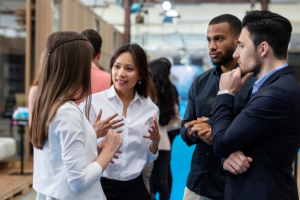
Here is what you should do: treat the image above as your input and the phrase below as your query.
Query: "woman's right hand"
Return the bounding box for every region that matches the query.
[96,129,123,170]
[101,129,123,156]
[94,109,124,138]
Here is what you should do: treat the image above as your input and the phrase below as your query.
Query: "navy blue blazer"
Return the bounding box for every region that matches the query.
[211,66,300,200]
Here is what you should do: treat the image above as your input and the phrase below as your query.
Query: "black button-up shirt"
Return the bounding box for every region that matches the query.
[181,65,255,199]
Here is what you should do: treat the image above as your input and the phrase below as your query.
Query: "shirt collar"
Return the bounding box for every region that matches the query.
[252,63,288,97]
[107,85,142,103]
[91,62,98,69]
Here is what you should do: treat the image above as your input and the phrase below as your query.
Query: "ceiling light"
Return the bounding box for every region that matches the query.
[165,9,179,17]
[162,1,171,11]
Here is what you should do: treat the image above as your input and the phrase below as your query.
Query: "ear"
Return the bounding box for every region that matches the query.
[259,42,269,58]
[234,34,240,49]
[96,51,101,60]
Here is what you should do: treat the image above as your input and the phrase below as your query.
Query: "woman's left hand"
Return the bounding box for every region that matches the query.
[143,113,160,145]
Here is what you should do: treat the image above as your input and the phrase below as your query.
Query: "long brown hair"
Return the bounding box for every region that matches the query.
[110,44,149,98]
[30,31,92,149]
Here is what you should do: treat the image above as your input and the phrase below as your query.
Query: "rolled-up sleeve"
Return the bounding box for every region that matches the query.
[54,106,102,194]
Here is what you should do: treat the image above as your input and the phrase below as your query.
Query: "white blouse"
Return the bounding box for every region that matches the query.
[33,102,106,200]
[79,86,159,181]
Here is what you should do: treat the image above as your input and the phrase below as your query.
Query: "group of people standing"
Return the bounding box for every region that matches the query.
[28,9,300,200]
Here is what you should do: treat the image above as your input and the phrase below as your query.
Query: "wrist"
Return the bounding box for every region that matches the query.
[217,89,234,96]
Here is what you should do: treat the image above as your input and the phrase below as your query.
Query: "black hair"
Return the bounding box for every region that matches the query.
[148,59,175,126]
[209,14,242,37]
[157,57,172,74]
[81,29,103,58]
[242,10,292,60]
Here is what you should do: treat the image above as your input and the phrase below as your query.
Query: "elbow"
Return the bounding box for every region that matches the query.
[69,181,85,194]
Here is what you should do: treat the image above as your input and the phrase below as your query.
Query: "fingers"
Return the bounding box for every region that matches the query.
[197,117,209,123]
[184,120,198,128]
[229,160,245,174]
[247,157,253,163]
[193,128,210,137]
[104,113,119,123]
[95,109,102,123]
[238,154,251,169]
[224,163,238,175]
[153,113,158,130]
[111,122,125,129]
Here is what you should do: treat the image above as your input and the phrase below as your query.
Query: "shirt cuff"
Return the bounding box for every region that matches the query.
[147,142,159,163]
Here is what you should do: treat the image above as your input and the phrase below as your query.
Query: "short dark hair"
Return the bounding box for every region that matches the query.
[242,10,292,60]
[110,44,149,98]
[209,14,242,37]
[81,29,102,58]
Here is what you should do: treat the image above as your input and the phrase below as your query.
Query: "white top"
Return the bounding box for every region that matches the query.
[158,104,182,151]
[79,86,159,181]
[33,102,106,200]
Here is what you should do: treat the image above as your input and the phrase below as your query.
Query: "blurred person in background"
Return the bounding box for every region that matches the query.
[148,59,181,200]
[28,52,44,126]
[30,31,123,200]
[157,57,181,196]
[181,14,255,200]
[142,70,158,193]
[80,43,160,200]
[81,29,111,94]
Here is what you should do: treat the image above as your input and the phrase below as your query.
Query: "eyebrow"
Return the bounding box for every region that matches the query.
[115,62,135,68]
[206,34,226,39]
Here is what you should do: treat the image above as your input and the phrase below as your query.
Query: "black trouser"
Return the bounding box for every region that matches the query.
[101,174,149,200]
[167,129,180,196]
[150,150,171,200]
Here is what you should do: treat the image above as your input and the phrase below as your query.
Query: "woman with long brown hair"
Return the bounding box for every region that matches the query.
[30,31,122,200]
[79,43,160,200]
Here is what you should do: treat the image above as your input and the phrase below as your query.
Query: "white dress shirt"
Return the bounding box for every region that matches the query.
[79,86,159,181]
[33,102,106,200]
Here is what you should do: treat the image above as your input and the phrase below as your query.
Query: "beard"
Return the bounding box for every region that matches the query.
[240,52,262,77]
[211,45,236,66]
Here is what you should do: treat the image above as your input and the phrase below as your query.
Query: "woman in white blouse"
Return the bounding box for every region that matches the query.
[30,31,123,200]
[80,43,160,200]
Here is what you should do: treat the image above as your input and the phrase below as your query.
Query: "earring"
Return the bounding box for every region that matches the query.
[138,80,141,84]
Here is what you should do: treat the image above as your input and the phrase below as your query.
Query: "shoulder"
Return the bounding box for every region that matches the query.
[191,67,215,87]
[29,86,39,99]
[55,102,82,120]
[140,95,159,112]
[92,68,111,78]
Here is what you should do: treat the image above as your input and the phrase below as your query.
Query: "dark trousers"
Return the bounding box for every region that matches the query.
[150,150,171,200]
[101,174,150,200]
[167,129,180,195]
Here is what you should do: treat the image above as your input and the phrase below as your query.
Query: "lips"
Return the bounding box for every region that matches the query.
[210,52,219,58]
[116,79,128,85]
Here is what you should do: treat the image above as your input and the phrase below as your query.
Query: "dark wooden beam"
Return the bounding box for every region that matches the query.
[124,0,131,44]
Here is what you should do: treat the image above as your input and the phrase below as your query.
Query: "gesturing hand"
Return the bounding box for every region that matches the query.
[219,67,253,96]
[143,113,160,145]
[97,142,122,164]
[94,109,125,138]
[223,151,253,175]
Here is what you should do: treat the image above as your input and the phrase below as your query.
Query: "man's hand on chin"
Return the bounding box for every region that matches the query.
[219,67,253,96]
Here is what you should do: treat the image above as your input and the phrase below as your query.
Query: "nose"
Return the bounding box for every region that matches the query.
[233,47,239,59]
[209,40,217,51]
[117,67,126,77]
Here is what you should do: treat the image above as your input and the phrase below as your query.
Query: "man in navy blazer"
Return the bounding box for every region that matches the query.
[211,10,300,200]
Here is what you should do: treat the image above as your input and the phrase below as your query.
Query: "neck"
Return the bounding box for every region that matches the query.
[91,58,98,65]
[114,87,135,104]
[256,59,287,79]
[220,58,237,73]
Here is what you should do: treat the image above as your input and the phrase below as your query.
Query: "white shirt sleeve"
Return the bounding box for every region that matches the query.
[146,108,160,163]
[53,105,102,194]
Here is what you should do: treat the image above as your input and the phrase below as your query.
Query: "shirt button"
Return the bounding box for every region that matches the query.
[207,153,209,155]
[205,170,207,173]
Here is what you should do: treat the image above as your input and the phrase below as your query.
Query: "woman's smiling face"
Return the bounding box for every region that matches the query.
[112,52,141,93]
